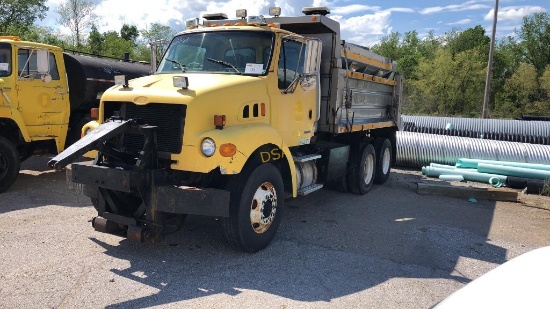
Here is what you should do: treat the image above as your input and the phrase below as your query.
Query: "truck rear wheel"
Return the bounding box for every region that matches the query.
[374,138,392,184]
[347,143,375,195]
[0,137,20,193]
[222,163,284,253]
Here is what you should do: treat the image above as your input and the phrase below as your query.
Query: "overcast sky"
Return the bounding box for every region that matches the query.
[39,0,549,47]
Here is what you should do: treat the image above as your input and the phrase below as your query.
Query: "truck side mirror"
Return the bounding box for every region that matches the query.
[36,49,49,74]
[303,39,322,75]
[299,39,322,92]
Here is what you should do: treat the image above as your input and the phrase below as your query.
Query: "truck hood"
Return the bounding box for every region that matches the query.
[101,73,268,104]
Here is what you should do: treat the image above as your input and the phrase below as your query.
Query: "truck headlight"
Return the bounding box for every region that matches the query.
[201,138,216,157]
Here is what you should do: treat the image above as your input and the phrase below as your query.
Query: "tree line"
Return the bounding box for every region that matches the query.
[2,0,549,118]
[0,0,176,64]
[371,13,550,119]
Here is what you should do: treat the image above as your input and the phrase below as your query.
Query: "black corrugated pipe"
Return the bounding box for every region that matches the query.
[402,115,550,145]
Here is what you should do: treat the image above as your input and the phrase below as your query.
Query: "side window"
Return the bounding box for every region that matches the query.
[278,40,305,89]
[18,49,38,78]
[17,49,59,80]
[0,43,12,77]
[49,53,60,80]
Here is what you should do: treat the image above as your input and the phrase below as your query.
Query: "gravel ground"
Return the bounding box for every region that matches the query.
[1,156,549,309]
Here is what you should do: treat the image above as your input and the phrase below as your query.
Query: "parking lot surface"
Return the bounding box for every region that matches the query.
[1,157,549,308]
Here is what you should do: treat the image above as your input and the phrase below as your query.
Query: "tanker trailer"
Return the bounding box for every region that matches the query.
[63,53,151,145]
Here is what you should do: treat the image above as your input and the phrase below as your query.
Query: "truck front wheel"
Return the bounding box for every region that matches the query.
[0,137,20,193]
[222,163,284,253]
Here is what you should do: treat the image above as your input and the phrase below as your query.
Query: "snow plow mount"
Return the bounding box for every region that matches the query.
[48,117,230,244]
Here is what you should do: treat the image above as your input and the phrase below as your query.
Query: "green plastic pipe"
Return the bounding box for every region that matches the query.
[438,175,464,181]
[477,163,550,180]
[488,177,503,188]
[422,166,507,187]
[430,163,458,169]
[456,158,550,171]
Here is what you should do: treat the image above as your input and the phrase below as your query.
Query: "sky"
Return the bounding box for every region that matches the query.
[39,0,549,47]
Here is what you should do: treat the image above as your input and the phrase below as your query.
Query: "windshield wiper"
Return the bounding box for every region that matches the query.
[206,57,241,74]
[166,58,186,72]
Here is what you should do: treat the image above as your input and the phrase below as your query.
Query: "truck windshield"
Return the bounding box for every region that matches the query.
[0,43,12,77]
[157,31,274,75]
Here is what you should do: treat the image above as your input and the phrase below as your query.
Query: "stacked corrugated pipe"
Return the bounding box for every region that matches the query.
[396,131,550,168]
[396,115,550,195]
[402,115,550,145]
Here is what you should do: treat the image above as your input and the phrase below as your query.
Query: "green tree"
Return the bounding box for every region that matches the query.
[371,32,401,60]
[535,65,550,116]
[518,13,550,77]
[407,49,456,115]
[19,25,66,47]
[447,25,490,56]
[0,0,48,35]
[121,24,139,44]
[87,25,104,55]
[140,23,176,66]
[418,30,441,59]
[102,30,134,59]
[132,44,153,63]
[499,63,539,118]
[406,48,486,116]
[56,0,97,49]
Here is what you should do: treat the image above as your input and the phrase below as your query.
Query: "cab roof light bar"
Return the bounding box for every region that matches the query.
[202,13,228,20]
[302,6,330,16]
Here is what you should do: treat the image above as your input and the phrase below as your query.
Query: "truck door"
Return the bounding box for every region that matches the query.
[273,37,318,147]
[15,48,68,140]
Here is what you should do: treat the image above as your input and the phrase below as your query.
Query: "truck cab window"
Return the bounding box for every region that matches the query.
[18,49,38,78]
[278,40,305,89]
[224,48,255,70]
[17,49,59,80]
[48,53,60,80]
[0,43,12,77]
[157,31,274,75]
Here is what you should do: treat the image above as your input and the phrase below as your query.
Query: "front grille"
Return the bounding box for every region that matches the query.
[104,102,186,154]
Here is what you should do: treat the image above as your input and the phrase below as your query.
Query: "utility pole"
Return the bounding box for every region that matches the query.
[482,0,499,119]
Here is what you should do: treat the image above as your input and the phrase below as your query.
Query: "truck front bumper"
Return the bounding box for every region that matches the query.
[70,162,230,217]
[69,162,230,243]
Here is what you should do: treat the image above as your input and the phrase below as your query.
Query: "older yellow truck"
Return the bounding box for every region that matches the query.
[0,36,149,192]
[50,7,403,252]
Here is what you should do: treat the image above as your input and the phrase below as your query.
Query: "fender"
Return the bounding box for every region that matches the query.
[0,107,31,142]
[81,120,100,159]
[175,123,298,196]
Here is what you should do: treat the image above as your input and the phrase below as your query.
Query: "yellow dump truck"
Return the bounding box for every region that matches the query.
[0,36,150,192]
[50,7,403,252]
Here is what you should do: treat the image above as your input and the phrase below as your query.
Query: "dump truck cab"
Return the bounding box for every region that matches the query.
[91,22,320,177]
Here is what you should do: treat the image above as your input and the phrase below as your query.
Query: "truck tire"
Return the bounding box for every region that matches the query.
[0,136,20,193]
[373,138,392,184]
[347,143,375,195]
[222,163,284,253]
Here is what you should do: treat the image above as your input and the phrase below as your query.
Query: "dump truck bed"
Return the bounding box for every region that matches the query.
[270,14,403,134]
